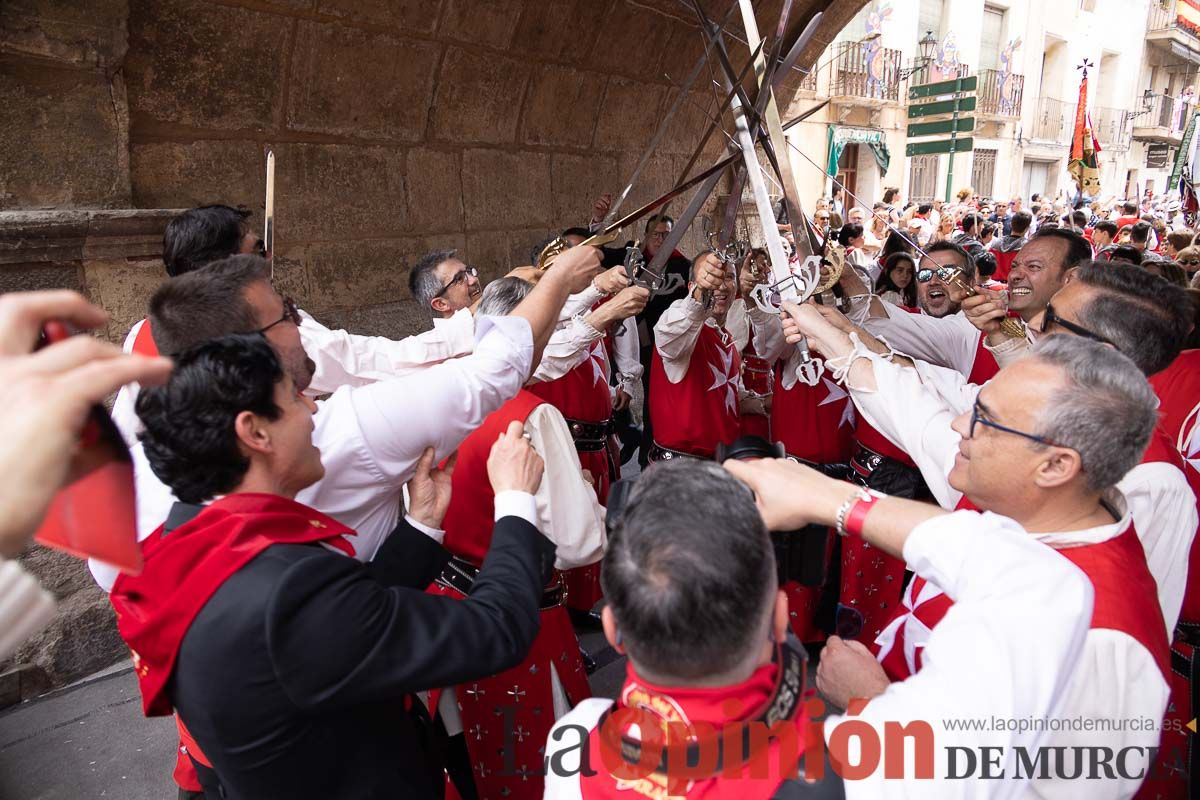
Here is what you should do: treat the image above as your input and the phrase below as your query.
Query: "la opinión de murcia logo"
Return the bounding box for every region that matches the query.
[529,697,1194,790]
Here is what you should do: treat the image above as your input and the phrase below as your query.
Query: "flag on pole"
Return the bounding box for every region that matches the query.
[1068,70,1102,198]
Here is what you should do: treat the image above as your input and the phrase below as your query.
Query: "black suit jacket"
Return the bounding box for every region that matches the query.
[171,514,556,800]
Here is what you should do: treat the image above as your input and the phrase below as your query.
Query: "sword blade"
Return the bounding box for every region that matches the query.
[737,1,814,258]
[602,0,745,227]
[673,38,765,189]
[775,11,824,84]
[264,148,276,277]
[643,152,733,278]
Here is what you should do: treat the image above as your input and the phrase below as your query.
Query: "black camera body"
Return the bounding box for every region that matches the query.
[715,436,829,589]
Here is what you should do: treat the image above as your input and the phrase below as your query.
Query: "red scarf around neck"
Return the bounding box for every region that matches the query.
[110,493,355,716]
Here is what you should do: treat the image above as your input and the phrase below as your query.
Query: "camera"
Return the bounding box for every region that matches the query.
[715,436,829,589]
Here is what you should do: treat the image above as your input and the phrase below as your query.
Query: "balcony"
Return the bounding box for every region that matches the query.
[977,68,1024,118]
[1030,97,1075,143]
[1093,105,1132,151]
[1131,92,1192,143]
[1146,0,1200,64]
[827,40,903,104]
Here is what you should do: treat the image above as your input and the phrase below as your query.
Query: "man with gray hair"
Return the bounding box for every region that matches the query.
[408,248,483,319]
[783,305,1171,798]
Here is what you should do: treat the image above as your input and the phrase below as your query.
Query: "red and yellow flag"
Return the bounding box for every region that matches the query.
[1068,74,1101,197]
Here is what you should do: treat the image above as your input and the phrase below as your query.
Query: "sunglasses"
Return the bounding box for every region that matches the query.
[916,266,956,283]
[1180,259,1200,266]
[1039,303,1115,346]
[969,396,1056,446]
[434,266,478,298]
[255,296,301,335]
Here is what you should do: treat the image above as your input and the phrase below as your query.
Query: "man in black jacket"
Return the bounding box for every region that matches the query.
[112,334,556,799]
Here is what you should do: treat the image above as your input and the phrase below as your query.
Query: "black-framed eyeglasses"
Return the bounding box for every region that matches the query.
[256,296,301,334]
[1179,259,1200,266]
[970,396,1056,446]
[434,266,478,298]
[1039,303,1115,346]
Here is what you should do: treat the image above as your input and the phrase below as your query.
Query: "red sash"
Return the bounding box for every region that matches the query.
[441,391,545,564]
[131,319,158,357]
[111,494,355,716]
[577,655,808,800]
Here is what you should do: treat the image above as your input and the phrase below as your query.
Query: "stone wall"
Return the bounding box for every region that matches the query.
[0,0,866,699]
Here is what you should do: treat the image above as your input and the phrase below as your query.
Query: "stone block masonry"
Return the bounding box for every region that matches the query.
[0,0,867,696]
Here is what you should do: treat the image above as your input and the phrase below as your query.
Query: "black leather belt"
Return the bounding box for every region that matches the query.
[564,416,612,452]
[849,443,887,482]
[1175,620,1200,648]
[647,441,705,463]
[785,453,852,482]
[436,556,565,610]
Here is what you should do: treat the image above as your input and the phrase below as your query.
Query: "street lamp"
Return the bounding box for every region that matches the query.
[899,30,939,81]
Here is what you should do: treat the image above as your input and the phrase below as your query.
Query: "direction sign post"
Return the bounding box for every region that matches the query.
[906,76,978,201]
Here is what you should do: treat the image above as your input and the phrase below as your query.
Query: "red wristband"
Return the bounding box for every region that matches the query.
[844,491,882,539]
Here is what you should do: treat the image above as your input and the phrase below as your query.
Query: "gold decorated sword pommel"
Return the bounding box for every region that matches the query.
[536,228,623,271]
[814,243,846,295]
[936,267,1027,340]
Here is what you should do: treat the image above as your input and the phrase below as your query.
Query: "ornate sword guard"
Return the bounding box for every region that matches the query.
[937,267,1027,340]
[536,228,623,271]
[814,244,846,294]
[623,242,645,284]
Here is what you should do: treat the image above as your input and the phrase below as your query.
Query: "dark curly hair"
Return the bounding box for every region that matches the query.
[136,334,283,503]
[1073,261,1192,375]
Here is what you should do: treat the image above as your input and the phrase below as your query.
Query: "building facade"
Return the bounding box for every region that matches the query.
[782,0,1199,207]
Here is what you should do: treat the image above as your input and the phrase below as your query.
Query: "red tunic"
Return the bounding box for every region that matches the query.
[435,390,592,800]
[838,417,920,644]
[770,365,856,642]
[738,325,772,440]
[873,523,1169,684]
[649,322,742,458]
[1142,352,1200,800]
[966,333,1000,385]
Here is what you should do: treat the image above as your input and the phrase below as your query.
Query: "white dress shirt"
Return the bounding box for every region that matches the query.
[110,309,476,447]
[847,352,1197,634]
[863,304,985,378]
[92,315,534,591]
[866,505,1169,800]
[610,315,642,398]
[830,510,1095,799]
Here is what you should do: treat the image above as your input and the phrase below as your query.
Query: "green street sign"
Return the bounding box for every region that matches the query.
[907,117,975,137]
[907,96,977,118]
[906,137,975,156]
[907,75,978,100]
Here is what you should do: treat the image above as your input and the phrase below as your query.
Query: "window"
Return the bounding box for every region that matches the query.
[979,7,1005,71]
[909,154,939,203]
[972,149,998,199]
[918,0,946,41]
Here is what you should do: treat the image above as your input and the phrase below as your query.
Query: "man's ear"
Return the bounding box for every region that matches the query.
[602,605,624,653]
[772,589,789,644]
[234,410,273,456]
[430,297,450,315]
[1033,446,1082,490]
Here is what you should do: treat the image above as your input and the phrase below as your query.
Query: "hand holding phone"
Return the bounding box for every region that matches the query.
[0,291,171,563]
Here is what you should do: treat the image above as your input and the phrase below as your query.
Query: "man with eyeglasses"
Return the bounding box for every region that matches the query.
[408,249,483,320]
[780,307,1171,798]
